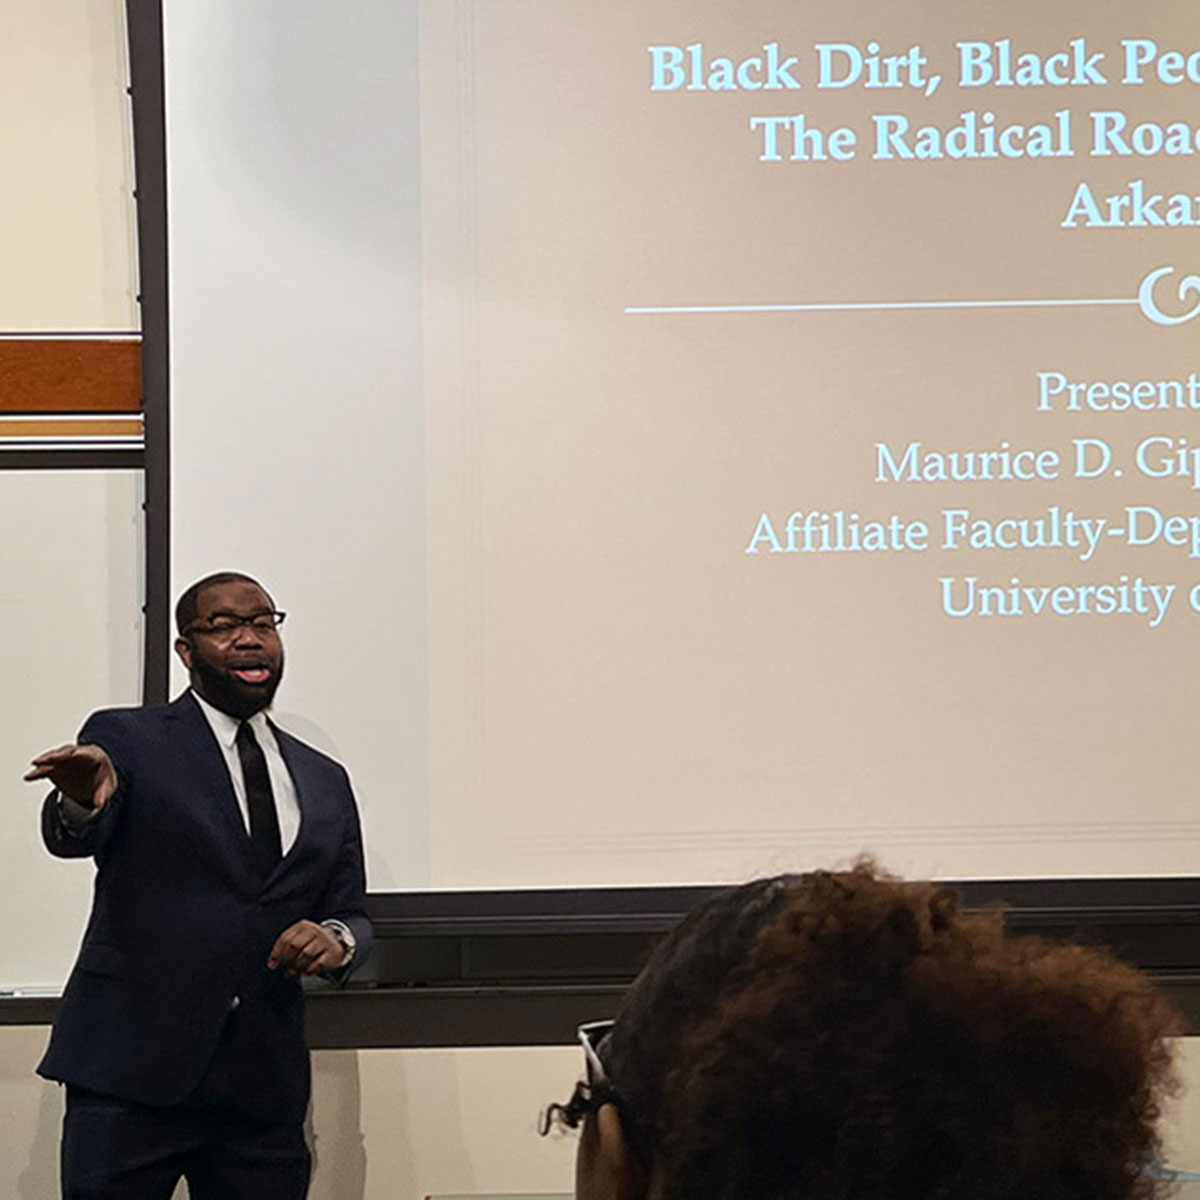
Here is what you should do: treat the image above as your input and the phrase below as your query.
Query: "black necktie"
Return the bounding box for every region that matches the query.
[235,721,282,875]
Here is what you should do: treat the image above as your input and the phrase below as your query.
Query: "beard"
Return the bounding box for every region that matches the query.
[189,650,284,719]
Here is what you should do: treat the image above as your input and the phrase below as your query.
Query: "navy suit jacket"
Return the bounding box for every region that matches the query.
[38,692,372,1123]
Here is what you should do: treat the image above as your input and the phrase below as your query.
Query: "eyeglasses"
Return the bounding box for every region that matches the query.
[578,1019,615,1089]
[186,611,287,637]
[538,1020,617,1141]
[575,1019,654,1164]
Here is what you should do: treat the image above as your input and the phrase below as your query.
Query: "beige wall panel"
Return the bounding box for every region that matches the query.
[0,1037,578,1199]
[1,471,142,990]
[1163,1037,1200,1171]
[0,0,136,331]
[310,1047,577,1200]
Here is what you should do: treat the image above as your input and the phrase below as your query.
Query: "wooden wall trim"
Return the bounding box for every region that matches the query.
[0,418,142,439]
[0,339,142,413]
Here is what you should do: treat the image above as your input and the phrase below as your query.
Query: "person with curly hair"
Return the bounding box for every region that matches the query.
[547,862,1181,1200]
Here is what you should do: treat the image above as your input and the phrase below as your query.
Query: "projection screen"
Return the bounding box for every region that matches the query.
[165,0,1200,890]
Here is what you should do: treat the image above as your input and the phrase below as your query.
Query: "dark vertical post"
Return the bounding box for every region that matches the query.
[125,0,171,703]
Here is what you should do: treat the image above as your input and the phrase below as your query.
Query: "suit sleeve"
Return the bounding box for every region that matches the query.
[39,711,130,861]
[41,791,113,858]
[315,765,373,977]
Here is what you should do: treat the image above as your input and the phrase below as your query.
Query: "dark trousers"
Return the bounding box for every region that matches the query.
[61,1085,310,1200]
[60,1002,310,1200]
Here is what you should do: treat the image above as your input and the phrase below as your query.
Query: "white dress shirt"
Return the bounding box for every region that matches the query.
[191,690,302,855]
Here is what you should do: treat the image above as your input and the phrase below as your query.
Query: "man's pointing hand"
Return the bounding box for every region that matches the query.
[25,744,118,810]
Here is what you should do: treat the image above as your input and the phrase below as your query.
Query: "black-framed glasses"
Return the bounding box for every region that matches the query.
[186,611,287,637]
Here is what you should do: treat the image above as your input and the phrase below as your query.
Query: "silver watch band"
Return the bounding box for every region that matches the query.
[321,919,356,966]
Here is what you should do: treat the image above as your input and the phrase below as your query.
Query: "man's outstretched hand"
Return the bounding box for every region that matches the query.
[25,744,117,810]
[268,920,347,975]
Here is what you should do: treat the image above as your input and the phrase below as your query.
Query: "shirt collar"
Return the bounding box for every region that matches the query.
[190,689,271,749]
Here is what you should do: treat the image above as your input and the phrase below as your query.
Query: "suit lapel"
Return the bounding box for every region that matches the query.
[166,693,260,888]
[269,724,342,889]
[271,724,309,873]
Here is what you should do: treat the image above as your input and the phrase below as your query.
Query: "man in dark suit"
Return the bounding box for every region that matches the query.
[26,571,372,1199]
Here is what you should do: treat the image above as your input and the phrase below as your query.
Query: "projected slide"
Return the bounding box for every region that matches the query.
[166,2,1199,889]
[420,3,1200,884]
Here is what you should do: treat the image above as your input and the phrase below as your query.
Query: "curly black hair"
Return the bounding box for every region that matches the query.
[550,862,1181,1200]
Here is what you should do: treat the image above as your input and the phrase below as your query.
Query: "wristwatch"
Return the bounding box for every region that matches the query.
[322,920,357,967]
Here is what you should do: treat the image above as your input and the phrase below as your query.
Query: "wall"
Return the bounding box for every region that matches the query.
[1,471,142,989]
[2,5,1198,1199]
[0,1030,577,1199]
[2,1027,1197,1199]
[0,0,143,992]
[0,0,135,331]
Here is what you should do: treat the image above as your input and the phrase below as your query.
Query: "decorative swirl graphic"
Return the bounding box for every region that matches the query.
[1138,266,1200,326]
